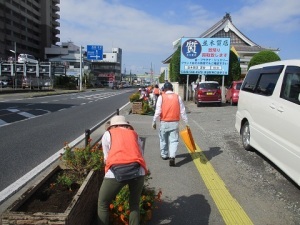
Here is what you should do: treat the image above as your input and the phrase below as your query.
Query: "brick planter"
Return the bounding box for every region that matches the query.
[1,166,104,225]
[132,102,143,114]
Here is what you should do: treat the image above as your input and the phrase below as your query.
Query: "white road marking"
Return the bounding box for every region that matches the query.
[18,112,35,118]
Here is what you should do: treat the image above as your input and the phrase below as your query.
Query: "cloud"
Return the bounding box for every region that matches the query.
[58,0,300,72]
[233,0,300,33]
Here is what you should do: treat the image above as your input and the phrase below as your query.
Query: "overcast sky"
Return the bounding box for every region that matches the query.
[58,0,300,75]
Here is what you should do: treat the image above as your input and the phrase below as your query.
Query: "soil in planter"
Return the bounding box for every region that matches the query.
[17,169,81,213]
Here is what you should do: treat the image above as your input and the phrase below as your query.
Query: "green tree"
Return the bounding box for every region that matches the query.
[159,70,165,83]
[226,50,241,86]
[169,46,181,82]
[248,50,281,70]
[167,47,242,86]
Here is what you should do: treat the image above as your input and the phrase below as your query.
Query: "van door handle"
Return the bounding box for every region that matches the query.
[269,103,275,109]
[277,107,284,112]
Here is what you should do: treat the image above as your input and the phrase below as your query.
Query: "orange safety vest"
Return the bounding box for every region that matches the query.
[105,128,147,174]
[160,93,180,121]
[153,87,160,95]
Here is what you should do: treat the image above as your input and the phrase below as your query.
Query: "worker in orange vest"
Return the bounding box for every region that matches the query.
[152,84,160,108]
[98,115,148,225]
[152,82,189,166]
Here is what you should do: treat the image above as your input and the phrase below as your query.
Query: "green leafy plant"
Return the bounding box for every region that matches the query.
[248,50,281,70]
[141,101,154,115]
[60,140,104,185]
[129,92,141,102]
[56,172,76,190]
[109,172,162,225]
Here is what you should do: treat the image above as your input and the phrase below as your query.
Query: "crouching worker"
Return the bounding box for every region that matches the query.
[97,115,148,225]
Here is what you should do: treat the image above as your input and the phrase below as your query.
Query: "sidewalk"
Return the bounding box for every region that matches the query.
[119,106,223,225]
[0,91,224,224]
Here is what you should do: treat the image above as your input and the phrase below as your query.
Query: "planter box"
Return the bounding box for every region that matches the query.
[1,166,104,225]
[132,102,143,114]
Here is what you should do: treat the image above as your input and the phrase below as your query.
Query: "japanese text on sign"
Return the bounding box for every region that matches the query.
[180,38,230,75]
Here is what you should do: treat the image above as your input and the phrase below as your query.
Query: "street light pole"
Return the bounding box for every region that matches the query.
[9,42,17,89]
[14,42,17,89]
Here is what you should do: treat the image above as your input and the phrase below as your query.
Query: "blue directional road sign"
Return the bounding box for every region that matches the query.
[87,45,103,60]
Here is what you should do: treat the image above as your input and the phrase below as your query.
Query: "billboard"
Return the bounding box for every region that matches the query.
[180,38,230,75]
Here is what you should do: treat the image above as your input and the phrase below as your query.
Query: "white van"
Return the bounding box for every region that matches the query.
[235,60,300,186]
[17,54,38,64]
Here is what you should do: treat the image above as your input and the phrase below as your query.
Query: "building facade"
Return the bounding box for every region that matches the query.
[91,47,122,86]
[0,0,60,62]
[164,13,280,76]
[45,43,122,87]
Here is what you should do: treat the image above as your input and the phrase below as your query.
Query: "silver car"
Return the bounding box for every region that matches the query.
[17,54,38,64]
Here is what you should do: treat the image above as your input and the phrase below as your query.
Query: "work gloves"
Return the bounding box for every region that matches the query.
[152,121,156,130]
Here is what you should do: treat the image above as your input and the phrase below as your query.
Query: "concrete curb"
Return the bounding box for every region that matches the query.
[0,100,132,219]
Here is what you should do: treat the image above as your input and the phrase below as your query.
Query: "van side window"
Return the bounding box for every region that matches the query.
[255,73,280,96]
[280,66,300,105]
[241,67,280,96]
[241,69,261,92]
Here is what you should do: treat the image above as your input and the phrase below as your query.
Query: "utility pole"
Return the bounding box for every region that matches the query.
[79,45,82,91]
[150,62,153,84]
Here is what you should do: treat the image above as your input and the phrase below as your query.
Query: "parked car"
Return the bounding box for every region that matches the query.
[22,77,48,90]
[17,54,38,64]
[225,80,243,105]
[194,81,222,107]
[235,59,300,186]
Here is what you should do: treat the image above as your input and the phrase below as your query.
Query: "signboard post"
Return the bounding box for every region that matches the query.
[87,45,103,61]
[180,38,230,75]
[180,37,230,101]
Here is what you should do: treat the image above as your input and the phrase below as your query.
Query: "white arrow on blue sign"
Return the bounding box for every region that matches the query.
[87,45,103,60]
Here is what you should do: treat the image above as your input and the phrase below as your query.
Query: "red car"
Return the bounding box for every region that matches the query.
[194,81,222,107]
[225,80,243,105]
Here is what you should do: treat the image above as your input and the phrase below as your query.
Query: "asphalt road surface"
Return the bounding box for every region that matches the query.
[0,89,134,192]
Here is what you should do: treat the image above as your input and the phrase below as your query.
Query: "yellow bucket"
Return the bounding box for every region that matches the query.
[180,126,196,152]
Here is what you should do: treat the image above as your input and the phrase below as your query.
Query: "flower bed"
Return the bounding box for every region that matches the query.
[1,167,104,225]
[129,92,154,115]
[109,173,162,225]
[1,140,105,225]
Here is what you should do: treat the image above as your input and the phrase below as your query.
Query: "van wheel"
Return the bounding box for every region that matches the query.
[197,102,201,107]
[241,121,252,151]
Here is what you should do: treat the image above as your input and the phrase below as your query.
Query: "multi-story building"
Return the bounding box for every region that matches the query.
[91,48,122,86]
[45,43,122,87]
[45,41,91,77]
[0,0,60,62]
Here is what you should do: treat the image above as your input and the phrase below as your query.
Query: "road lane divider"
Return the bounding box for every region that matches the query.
[190,144,254,225]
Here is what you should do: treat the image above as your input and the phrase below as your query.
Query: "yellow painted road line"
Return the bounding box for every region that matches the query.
[190,144,254,225]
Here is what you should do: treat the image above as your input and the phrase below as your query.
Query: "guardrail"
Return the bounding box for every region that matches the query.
[84,108,119,147]
[0,107,124,205]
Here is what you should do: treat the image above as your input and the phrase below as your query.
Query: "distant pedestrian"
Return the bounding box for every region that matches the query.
[152,84,160,107]
[97,115,148,225]
[152,82,188,166]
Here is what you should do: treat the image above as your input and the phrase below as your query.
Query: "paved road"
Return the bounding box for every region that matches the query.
[1,91,300,225]
[129,102,300,225]
[0,89,134,192]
